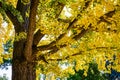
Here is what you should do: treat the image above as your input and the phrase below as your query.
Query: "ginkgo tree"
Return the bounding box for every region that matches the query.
[0,0,120,80]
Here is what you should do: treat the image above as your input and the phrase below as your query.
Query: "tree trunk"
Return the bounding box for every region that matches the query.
[12,37,36,80]
[12,60,36,80]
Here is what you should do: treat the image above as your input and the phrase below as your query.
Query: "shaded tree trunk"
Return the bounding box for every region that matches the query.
[12,59,36,80]
[12,37,36,80]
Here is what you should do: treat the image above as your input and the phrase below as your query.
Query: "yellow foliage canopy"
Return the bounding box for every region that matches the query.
[0,0,120,79]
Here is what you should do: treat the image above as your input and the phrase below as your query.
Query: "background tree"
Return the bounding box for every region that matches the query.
[0,0,120,80]
[67,61,107,80]
[67,61,120,80]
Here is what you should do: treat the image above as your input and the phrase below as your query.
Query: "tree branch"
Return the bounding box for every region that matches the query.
[33,29,44,46]
[5,10,21,30]
[47,46,118,62]
[16,0,31,31]
[47,51,83,62]
[0,2,20,29]
[98,10,115,24]
[73,24,91,40]
[24,0,39,61]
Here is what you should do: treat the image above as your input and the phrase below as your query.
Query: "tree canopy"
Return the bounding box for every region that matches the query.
[0,0,120,79]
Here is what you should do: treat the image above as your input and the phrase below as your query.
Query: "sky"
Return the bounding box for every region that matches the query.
[0,66,12,80]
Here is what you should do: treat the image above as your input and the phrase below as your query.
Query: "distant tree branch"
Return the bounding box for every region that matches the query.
[57,18,71,23]
[35,48,82,62]
[83,1,91,10]
[105,10,115,17]
[47,46,118,62]
[95,47,117,50]
[98,10,115,24]
[47,51,83,62]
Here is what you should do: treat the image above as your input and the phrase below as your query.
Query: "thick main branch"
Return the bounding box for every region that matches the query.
[24,0,39,61]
